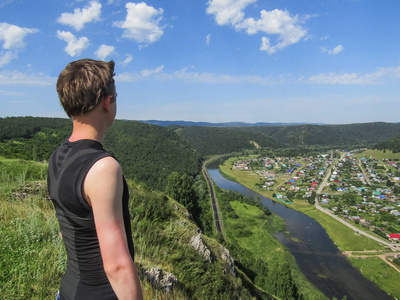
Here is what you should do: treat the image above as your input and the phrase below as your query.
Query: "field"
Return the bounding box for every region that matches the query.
[349,257,400,299]
[354,149,400,160]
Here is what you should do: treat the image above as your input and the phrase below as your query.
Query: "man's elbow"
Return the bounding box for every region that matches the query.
[103,257,133,278]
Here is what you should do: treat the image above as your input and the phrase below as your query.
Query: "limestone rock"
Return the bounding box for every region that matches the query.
[190,233,212,263]
[220,245,235,277]
[145,267,177,292]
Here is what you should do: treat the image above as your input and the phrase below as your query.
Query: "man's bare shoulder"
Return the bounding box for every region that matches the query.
[89,156,121,176]
[84,156,122,207]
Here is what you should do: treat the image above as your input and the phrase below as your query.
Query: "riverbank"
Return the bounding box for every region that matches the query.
[218,156,400,299]
[219,156,385,251]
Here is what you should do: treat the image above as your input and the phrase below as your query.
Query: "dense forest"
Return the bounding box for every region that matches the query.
[374,134,400,153]
[170,125,281,156]
[172,121,400,150]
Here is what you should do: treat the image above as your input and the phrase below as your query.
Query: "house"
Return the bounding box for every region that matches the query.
[387,233,400,242]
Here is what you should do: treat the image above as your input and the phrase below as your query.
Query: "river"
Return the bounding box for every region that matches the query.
[207,166,393,300]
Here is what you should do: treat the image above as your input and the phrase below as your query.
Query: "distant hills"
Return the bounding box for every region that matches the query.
[140,120,315,127]
[168,121,400,156]
[1,117,400,187]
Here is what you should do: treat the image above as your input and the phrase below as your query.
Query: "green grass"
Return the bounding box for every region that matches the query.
[295,206,384,251]
[354,149,400,160]
[349,257,400,299]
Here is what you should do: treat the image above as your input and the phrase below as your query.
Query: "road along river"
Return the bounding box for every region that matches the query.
[207,165,394,300]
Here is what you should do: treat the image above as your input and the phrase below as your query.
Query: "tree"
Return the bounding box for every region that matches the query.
[166,172,199,215]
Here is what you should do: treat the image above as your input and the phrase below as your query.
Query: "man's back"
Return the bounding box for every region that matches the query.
[48,139,134,299]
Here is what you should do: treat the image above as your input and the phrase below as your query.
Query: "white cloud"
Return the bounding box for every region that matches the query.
[0,51,17,67]
[0,89,26,96]
[302,65,400,85]
[95,44,115,60]
[113,2,164,47]
[57,1,102,31]
[0,70,55,86]
[206,1,308,54]
[57,30,89,57]
[115,64,400,86]
[116,65,279,85]
[0,22,38,49]
[206,34,211,45]
[206,0,256,26]
[140,65,164,77]
[321,44,343,55]
[238,9,307,54]
[121,54,133,66]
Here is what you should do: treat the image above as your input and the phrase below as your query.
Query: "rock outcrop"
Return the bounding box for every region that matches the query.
[220,245,235,277]
[190,233,213,263]
[144,267,178,292]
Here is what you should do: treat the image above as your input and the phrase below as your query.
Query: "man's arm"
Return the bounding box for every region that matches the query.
[84,156,143,300]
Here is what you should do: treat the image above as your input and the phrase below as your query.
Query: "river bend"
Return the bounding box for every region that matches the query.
[207,167,393,300]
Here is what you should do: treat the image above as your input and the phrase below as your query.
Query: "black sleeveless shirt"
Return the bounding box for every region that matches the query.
[47,139,135,300]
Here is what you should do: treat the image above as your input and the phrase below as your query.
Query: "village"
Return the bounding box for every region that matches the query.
[232,150,400,245]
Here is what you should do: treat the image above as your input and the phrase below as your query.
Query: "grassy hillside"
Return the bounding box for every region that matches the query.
[0,156,271,299]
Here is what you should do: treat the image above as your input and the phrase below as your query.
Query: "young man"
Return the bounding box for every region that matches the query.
[48,59,143,300]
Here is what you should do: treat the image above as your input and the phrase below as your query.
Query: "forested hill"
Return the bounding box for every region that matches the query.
[239,122,400,146]
[171,122,400,153]
[0,117,200,190]
[141,120,308,127]
[170,125,282,156]
[105,120,200,189]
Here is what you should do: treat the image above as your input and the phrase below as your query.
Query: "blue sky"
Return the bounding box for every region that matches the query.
[0,0,399,124]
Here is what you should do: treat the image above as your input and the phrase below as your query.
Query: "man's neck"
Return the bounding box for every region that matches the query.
[69,116,107,145]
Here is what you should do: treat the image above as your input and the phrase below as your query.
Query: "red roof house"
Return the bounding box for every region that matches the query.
[387,233,400,241]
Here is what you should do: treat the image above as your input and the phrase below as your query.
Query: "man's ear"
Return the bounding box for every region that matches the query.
[103,96,113,112]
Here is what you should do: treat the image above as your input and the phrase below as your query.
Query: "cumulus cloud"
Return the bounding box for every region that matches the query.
[57,1,102,31]
[321,44,343,55]
[206,0,256,26]
[113,2,164,47]
[57,30,89,57]
[95,44,115,60]
[0,22,38,49]
[240,9,307,54]
[206,1,308,54]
